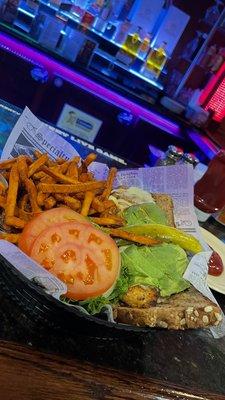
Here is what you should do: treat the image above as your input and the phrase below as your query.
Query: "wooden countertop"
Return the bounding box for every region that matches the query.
[1,340,225,400]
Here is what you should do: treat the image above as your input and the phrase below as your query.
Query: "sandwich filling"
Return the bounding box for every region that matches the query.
[78,187,191,315]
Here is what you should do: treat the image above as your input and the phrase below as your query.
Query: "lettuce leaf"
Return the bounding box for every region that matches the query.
[123,203,168,226]
[121,243,190,297]
[77,265,132,315]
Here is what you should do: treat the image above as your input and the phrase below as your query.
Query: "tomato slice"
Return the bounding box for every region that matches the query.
[19,207,89,256]
[30,221,120,300]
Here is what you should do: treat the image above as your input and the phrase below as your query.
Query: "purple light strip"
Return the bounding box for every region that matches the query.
[0,31,180,136]
[188,130,218,160]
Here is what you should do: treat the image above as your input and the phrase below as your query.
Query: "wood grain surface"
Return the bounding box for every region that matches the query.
[0,340,224,400]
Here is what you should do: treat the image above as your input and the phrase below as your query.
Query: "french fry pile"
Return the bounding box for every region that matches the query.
[0,151,125,244]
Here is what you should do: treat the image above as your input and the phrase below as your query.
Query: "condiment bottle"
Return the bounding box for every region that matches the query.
[194,150,225,222]
[155,145,184,166]
[178,153,199,168]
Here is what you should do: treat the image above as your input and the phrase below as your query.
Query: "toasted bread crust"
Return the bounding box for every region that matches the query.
[114,287,221,330]
[151,193,175,227]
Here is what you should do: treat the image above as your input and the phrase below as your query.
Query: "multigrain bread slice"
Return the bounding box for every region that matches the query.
[114,193,222,330]
[114,287,221,330]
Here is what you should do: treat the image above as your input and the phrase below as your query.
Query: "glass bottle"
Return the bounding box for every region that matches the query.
[94,0,114,32]
[122,26,142,57]
[203,0,223,26]
[145,41,167,79]
[139,33,151,58]
[155,145,184,166]
[114,18,131,44]
[194,150,225,221]
[80,0,100,30]
[178,153,199,168]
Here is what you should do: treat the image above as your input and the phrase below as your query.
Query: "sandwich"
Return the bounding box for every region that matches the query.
[77,187,222,330]
[111,189,221,329]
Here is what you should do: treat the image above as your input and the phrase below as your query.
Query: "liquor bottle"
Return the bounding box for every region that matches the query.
[203,0,223,26]
[94,0,114,32]
[80,1,100,30]
[139,33,151,58]
[198,45,217,69]
[104,21,116,38]
[145,41,167,79]
[114,18,131,44]
[155,146,184,166]
[208,47,225,73]
[122,26,142,57]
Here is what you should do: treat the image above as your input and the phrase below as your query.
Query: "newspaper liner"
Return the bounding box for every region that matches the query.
[0,107,224,338]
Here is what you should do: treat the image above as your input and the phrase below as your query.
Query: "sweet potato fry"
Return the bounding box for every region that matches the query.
[1,171,9,181]
[102,167,117,200]
[38,181,106,194]
[100,206,118,217]
[5,216,26,229]
[90,216,125,227]
[34,150,42,159]
[75,192,85,200]
[84,153,97,167]
[81,191,94,216]
[0,195,6,209]
[58,163,69,174]
[44,196,57,210]
[0,232,20,244]
[56,157,65,165]
[58,195,81,211]
[33,171,47,180]
[41,166,80,184]
[17,155,28,183]
[24,156,33,165]
[0,159,15,170]
[88,208,99,216]
[0,182,6,195]
[79,172,94,182]
[67,162,79,180]
[102,200,116,210]
[19,193,29,211]
[24,178,41,213]
[37,191,48,207]
[91,196,105,213]
[18,208,33,222]
[5,163,19,219]
[100,201,118,217]
[56,157,79,174]
[28,154,48,177]
[108,228,161,246]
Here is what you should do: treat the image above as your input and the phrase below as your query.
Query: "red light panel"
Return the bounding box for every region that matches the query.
[204,76,225,122]
[200,62,225,122]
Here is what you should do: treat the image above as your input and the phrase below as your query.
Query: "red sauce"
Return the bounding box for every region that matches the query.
[208,251,224,276]
[194,151,225,213]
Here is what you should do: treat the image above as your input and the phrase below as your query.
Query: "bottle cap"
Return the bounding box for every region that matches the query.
[167,145,184,159]
[183,153,199,166]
